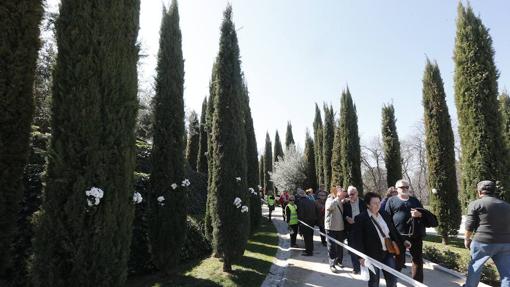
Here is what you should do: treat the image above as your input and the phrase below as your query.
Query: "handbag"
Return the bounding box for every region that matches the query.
[370,216,400,255]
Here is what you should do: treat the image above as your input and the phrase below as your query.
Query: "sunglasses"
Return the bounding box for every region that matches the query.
[348,193,356,196]
[398,186,409,189]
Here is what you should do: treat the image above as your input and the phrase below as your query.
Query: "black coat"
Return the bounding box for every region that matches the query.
[343,199,367,232]
[296,196,318,225]
[351,210,403,262]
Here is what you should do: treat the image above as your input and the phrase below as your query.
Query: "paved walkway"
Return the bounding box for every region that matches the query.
[261,204,487,287]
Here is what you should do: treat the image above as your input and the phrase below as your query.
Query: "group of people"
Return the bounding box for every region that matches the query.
[265,179,510,287]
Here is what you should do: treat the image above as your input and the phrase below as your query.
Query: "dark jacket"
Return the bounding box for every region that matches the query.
[384,196,425,238]
[343,198,367,232]
[352,210,403,262]
[297,196,318,225]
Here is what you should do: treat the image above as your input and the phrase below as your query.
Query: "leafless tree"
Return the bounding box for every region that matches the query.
[361,136,387,194]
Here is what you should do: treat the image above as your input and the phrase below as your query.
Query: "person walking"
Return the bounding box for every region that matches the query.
[384,179,425,282]
[296,189,318,256]
[353,192,410,287]
[343,185,366,274]
[315,191,328,246]
[325,186,346,272]
[286,195,299,247]
[463,180,510,287]
[266,192,275,221]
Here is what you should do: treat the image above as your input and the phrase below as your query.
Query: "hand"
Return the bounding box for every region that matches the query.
[410,209,422,218]
[464,238,472,250]
[359,258,365,267]
[404,240,412,249]
[346,217,355,224]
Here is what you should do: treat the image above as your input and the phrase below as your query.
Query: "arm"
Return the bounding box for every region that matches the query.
[285,205,291,223]
[464,202,479,249]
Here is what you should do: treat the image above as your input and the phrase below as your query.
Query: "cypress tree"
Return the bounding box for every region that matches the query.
[331,115,343,187]
[264,133,274,192]
[499,91,510,158]
[204,64,217,242]
[313,104,324,186]
[339,88,363,194]
[454,3,509,204]
[0,0,43,276]
[148,1,186,274]
[422,60,461,244]
[274,130,284,162]
[322,104,335,189]
[259,155,264,187]
[285,121,295,149]
[381,104,402,188]
[186,111,200,171]
[208,5,249,272]
[31,0,140,285]
[304,131,318,190]
[241,79,260,232]
[197,97,209,173]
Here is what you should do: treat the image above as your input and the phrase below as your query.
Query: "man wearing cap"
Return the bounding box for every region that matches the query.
[385,179,425,282]
[463,180,510,287]
[296,188,318,256]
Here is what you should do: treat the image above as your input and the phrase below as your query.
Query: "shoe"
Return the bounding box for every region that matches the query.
[301,252,313,256]
[330,266,338,273]
[336,262,343,268]
[353,270,360,275]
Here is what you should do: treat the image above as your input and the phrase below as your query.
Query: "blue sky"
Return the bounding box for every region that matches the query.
[52,0,510,152]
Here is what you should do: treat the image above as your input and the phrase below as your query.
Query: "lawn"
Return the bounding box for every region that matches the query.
[126,219,279,287]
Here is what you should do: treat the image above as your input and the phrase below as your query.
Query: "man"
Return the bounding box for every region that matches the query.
[286,195,299,247]
[296,188,318,256]
[463,180,510,287]
[385,179,425,282]
[315,191,328,246]
[343,185,366,274]
[266,191,275,221]
[325,186,346,272]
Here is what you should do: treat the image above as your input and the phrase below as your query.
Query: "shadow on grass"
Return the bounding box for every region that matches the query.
[127,272,223,287]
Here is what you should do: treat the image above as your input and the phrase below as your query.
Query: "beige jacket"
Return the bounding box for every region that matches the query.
[325,195,344,231]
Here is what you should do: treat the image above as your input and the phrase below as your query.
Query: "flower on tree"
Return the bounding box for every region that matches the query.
[85,187,104,207]
[171,183,178,190]
[233,197,242,208]
[241,205,249,213]
[235,177,241,182]
[133,192,143,204]
[181,178,191,187]
[157,196,165,206]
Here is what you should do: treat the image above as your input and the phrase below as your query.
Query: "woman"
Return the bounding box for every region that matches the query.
[325,186,346,273]
[352,192,410,287]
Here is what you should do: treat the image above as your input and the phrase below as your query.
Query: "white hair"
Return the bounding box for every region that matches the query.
[347,186,358,193]
[395,179,409,188]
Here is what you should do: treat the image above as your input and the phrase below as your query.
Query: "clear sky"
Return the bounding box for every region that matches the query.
[50,0,510,153]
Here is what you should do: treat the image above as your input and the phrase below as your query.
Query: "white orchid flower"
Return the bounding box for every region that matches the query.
[241,205,249,213]
[133,192,143,204]
[233,197,242,207]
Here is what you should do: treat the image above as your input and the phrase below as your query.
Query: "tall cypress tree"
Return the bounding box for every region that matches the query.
[241,79,260,231]
[454,3,508,204]
[322,104,335,189]
[147,1,186,274]
[264,133,273,192]
[313,104,324,187]
[422,60,461,244]
[339,88,363,194]
[304,131,318,190]
[285,121,295,149]
[0,0,43,276]
[274,130,284,162]
[197,97,209,173]
[381,104,402,188]
[208,5,249,272]
[31,0,140,285]
[331,116,343,187]
[186,111,200,171]
[499,91,510,158]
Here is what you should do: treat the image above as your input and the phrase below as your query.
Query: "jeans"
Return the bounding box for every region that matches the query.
[464,240,510,287]
[326,229,345,266]
[368,252,397,287]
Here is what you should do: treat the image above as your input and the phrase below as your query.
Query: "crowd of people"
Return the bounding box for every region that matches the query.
[263,179,510,287]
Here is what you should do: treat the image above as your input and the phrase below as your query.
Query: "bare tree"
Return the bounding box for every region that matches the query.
[401,121,429,204]
[361,136,387,194]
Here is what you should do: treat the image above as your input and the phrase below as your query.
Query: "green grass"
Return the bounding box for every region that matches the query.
[423,234,500,286]
[126,219,279,287]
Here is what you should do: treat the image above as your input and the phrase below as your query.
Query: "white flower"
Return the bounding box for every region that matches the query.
[85,187,104,199]
[133,192,143,204]
[94,197,100,206]
[241,205,249,213]
[85,189,92,197]
[87,199,94,207]
[181,179,191,187]
[233,197,242,207]
[249,187,254,193]
[431,188,438,195]
[171,183,178,190]
[235,177,241,182]
[157,196,165,202]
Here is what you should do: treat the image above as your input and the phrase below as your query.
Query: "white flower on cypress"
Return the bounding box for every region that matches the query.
[157,196,165,202]
[233,197,242,208]
[181,179,191,187]
[171,183,178,190]
[85,187,104,207]
[235,177,241,182]
[241,205,249,213]
[133,192,143,204]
